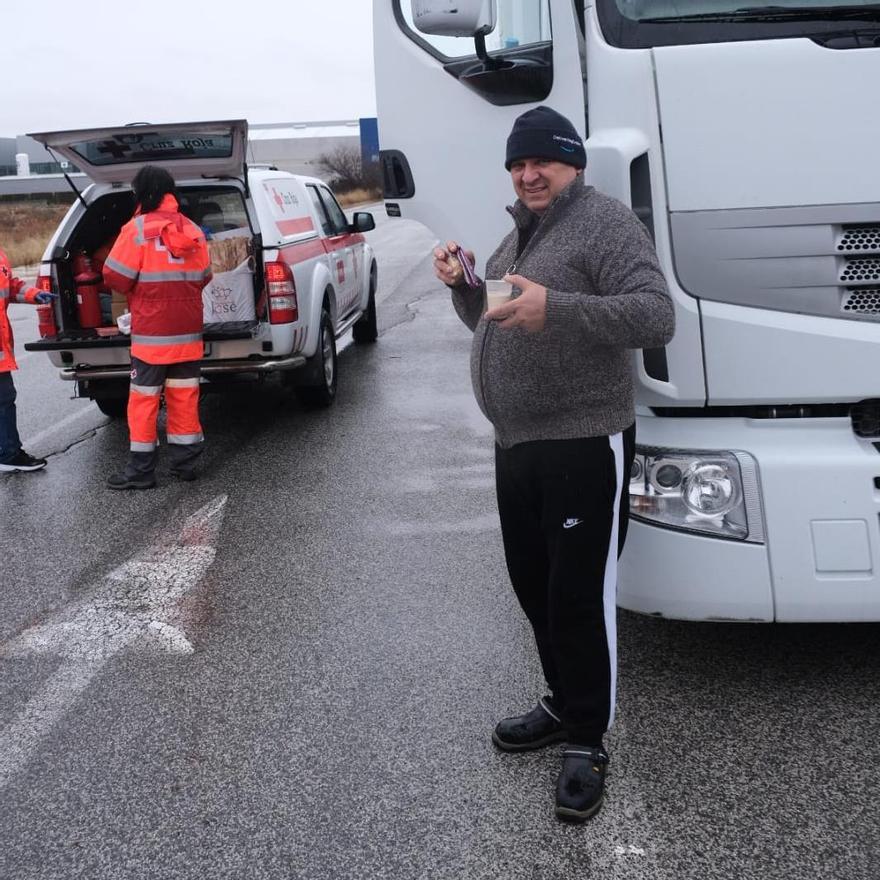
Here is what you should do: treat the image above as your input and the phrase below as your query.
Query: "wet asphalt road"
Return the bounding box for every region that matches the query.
[1,213,879,880]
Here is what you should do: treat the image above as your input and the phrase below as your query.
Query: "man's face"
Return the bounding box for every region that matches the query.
[509,158,579,214]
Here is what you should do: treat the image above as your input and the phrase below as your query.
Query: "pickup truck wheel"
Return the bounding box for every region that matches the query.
[296,310,338,408]
[352,272,378,344]
[95,397,128,419]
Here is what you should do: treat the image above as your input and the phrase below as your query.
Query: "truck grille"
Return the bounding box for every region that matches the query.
[842,288,880,316]
[840,258,880,284]
[837,225,880,253]
[852,400,880,438]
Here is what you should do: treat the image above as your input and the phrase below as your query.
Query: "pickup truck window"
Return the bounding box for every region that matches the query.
[317,188,350,237]
[180,187,249,238]
[306,185,334,236]
[307,185,349,237]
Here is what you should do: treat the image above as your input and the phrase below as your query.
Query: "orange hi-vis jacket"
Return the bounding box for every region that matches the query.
[103,194,212,365]
[1,247,41,374]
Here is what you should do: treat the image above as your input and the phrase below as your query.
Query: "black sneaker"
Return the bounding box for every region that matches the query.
[107,472,156,490]
[492,697,567,752]
[0,450,47,472]
[555,746,609,823]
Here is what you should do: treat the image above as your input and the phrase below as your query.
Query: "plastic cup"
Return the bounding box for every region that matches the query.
[485,279,513,311]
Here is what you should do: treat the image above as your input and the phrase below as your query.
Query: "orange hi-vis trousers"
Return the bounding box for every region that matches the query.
[126,356,203,478]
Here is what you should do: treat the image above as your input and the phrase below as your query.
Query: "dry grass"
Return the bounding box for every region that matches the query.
[337,187,382,208]
[0,200,72,268]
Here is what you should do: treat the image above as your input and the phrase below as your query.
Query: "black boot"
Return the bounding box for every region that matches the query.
[107,472,156,490]
[492,697,566,752]
[555,745,609,823]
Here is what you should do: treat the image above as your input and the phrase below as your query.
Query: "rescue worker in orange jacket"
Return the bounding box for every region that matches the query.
[103,165,212,490]
[1,247,55,472]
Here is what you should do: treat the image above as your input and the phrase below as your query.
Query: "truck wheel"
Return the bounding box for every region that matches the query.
[296,310,338,408]
[352,271,378,344]
[95,397,128,419]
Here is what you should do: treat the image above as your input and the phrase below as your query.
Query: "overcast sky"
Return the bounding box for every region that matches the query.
[4,0,377,137]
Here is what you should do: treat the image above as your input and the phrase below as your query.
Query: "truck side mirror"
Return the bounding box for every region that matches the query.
[411,0,497,37]
[350,212,376,233]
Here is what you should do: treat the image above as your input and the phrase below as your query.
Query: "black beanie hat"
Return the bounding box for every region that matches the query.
[505,106,586,171]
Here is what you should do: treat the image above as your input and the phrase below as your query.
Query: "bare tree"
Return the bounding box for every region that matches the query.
[316,144,381,194]
[316,145,364,191]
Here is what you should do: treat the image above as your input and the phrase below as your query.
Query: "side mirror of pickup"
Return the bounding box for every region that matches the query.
[350,212,376,233]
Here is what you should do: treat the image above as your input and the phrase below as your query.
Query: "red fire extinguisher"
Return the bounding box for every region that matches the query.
[75,272,103,328]
[71,251,103,329]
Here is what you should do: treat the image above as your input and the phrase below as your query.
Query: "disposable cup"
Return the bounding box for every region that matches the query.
[485,279,513,310]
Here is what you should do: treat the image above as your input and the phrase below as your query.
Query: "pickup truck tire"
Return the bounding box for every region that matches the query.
[95,397,128,419]
[352,270,378,344]
[296,310,338,409]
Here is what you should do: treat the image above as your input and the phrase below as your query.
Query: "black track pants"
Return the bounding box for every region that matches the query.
[495,425,635,745]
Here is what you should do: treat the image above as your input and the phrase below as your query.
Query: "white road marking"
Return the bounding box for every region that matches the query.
[0,495,228,790]
[20,404,107,452]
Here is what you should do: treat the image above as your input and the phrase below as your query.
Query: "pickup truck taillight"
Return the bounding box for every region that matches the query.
[265,261,298,324]
[36,273,53,293]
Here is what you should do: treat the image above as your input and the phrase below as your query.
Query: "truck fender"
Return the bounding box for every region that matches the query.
[302,262,336,358]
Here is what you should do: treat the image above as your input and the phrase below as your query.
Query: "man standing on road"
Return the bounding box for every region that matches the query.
[0,247,55,473]
[433,106,675,823]
[103,165,212,490]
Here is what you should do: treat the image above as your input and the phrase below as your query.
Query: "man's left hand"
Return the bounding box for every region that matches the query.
[485,274,547,333]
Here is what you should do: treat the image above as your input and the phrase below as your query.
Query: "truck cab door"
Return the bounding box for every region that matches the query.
[373,0,586,271]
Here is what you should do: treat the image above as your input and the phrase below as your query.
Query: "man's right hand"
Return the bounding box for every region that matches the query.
[433,241,476,288]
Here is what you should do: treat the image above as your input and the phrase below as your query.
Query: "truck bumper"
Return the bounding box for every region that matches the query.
[59,355,307,382]
[621,413,880,622]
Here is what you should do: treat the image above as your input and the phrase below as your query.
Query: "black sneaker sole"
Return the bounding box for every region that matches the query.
[0,462,47,472]
[492,729,568,752]
[555,795,604,823]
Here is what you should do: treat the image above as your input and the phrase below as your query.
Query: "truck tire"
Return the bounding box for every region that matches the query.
[95,397,128,419]
[296,309,338,409]
[352,269,378,344]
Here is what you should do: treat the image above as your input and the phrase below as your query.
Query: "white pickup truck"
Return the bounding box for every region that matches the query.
[24,120,378,415]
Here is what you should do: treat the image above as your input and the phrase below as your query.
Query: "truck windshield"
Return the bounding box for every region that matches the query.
[599,0,880,45]
[630,2,880,22]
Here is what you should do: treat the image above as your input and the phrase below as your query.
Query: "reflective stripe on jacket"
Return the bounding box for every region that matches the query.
[103,194,212,365]
[0,247,40,374]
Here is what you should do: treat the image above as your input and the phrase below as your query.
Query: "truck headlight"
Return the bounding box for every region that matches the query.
[629,447,764,543]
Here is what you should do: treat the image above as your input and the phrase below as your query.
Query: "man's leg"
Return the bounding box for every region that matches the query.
[542,434,623,746]
[109,357,163,488]
[535,434,624,821]
[164,361,203,479]
[0,372,47,472]
[0,372,22,464]
[495,442,562,702]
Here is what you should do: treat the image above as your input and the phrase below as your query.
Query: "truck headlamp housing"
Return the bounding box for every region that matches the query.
[629,447,764,543]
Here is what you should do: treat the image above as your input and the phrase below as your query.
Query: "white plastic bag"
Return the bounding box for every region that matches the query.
[202,259,256,330]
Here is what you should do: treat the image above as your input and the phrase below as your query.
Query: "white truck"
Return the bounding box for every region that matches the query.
[375,0,880,622]
[25,120,378,413]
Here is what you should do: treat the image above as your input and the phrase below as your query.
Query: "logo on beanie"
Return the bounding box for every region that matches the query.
[553,135,581,153]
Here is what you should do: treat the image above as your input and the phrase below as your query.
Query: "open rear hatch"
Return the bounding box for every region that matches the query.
[27,119,248,185]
